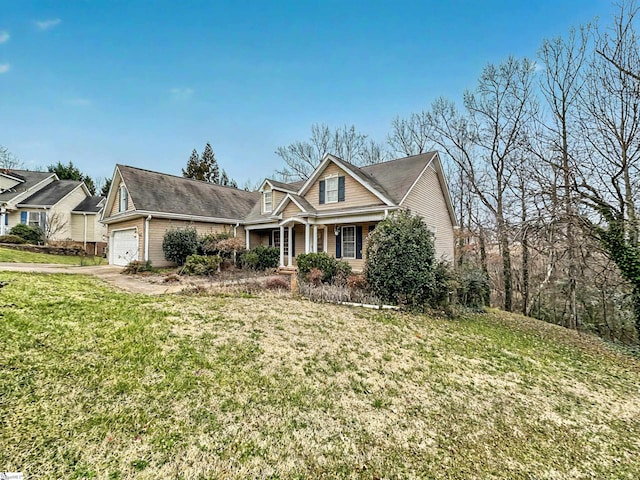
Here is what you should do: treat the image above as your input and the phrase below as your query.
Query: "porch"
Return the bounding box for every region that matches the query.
[245,220,378,272]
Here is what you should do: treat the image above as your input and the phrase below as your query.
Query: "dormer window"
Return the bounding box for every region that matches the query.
[325,176,338,203]
[119,185,128,212]
[263,191,272,213]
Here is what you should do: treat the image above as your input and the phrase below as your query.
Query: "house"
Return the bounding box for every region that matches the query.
[101,165,259,266]
[102,152,456,269]
[0,169,107,255]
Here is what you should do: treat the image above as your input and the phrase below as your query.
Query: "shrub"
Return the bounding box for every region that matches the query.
[9,224,43,244]
[0,234,27,244]
[265,277,290,290]
[335,260,352,286]
[241,245,279,270]
[182,254,222,276]
[365,210,436,308]
[199,232,234,255]
[431,260,456,308]
[122,260,153,274]
[297,252,350,283]
[240,251,259,270]
[457,264,490,309]
[306,268,324,286]
[347,274,367,291]
[163,228,198,265]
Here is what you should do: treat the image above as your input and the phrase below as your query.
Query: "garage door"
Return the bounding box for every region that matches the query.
[111,229,139,266]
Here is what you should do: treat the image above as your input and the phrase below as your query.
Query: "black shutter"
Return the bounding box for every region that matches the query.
[338,176,345,202]
[356,226,363,259]
[268,231,273,247]
[291,227,296,256]
[21,211,27,224]
[319,180,325,204]
[335,228,342,258]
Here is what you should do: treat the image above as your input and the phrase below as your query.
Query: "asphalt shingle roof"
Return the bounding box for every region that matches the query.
[73,196,105,213]
[18,180,82,207]
[118,165,260,220]
[0,170,54,203]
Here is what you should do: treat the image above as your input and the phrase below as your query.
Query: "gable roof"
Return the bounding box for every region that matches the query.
[359,152,437,204]
[73,196,105,213]
[18,180,85,207]
[0,170,55,203]
[114,165,260,220]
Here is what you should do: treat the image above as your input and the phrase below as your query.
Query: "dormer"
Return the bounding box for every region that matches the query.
[258,179,298,215]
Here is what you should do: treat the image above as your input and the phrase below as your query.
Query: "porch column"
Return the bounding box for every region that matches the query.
[287,226,293,266]
[245,229,250,250]
[312,225,318,253]
[324,226,328,253]
[305,223,310,254]
[279,225,285,267]
[0,210,5,236]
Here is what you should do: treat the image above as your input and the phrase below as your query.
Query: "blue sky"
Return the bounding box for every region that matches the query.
[0,0,613,187]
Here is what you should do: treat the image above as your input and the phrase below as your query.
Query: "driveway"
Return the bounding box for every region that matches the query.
[0,263,186,294]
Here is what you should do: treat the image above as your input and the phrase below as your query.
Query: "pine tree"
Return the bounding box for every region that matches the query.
[201,142,219,184]
[220,170,229,186]
[182,149,203,180]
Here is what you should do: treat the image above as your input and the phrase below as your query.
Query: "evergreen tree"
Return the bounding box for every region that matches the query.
[100,178,112,197]
[47,160,96,195]
[220,169,229,186]
[201,142,219,184]
[182,149,204,180]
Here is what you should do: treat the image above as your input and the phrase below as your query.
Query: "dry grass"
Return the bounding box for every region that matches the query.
[0,272,639,479]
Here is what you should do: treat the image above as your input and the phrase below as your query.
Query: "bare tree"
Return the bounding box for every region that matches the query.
[43,211,68,242]
[428,57,537,312]
[576,2,640,339]
[275,124,389,181]
[388,111,434,156]
[0,145,21,169]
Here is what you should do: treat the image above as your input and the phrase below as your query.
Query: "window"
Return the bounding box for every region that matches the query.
[326,176,338,203]
[342,226,356,258]
[119,186,128,212]
[264,191,272,213]
[28,211,40,227]
[272,229,288,256]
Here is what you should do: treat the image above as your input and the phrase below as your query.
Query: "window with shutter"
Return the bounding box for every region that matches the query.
[326,176,338,203]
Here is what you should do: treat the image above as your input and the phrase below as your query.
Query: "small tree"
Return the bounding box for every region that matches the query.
[162,228,198,265]
[365,210,436,308]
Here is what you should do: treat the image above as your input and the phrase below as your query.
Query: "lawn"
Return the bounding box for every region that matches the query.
[0,246,105,265]
[1,272,639,479]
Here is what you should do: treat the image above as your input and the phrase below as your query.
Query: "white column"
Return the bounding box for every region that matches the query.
[305,223,310,254]
[312,225,318,253]
[279,225,285,267]
[245,229,250,250]
[287,226,293,266]
[324,226,328,253]
[0,211,5,236]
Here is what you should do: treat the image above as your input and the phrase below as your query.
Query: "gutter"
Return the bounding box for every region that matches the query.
[144,215,152,262]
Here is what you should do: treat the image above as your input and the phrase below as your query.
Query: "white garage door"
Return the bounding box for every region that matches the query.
[111,229,139,266]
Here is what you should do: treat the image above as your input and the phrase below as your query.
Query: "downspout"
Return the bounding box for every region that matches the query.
[83,213,88,251]
[144,215,152,262]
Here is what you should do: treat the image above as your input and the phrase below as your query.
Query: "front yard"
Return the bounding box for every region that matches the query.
[0,272,639,478]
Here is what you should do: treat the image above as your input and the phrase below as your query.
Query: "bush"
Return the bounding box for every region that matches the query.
[163,228,198,265]
[296,252,351,283]
[198,232,234,255]
[241,245,279,270]
[265,277,290,290]
[182,254,222,276]
[364,210,436,308]
[347,274,367,291]
[457,264,490,309]
[306,268,324,286]
[431,260,456,308]
[0,234,27,244]
[9,224,43,244]
[122,260,153,274]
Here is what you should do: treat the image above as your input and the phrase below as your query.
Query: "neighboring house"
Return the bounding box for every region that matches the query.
[102,152,456,269]
[0,169,107,254]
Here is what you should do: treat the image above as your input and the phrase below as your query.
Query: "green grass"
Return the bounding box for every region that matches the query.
[0,246,105,265]
[1,272,639,479]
